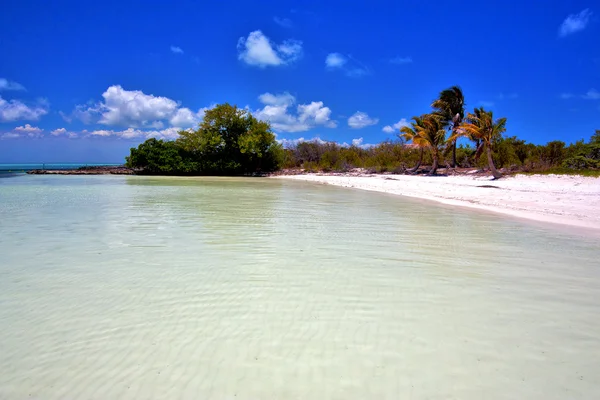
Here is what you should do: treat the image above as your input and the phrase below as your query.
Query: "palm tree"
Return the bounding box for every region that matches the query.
[415,113,448,175]
[432,86,465,168]
[399,116,426,173]
[454,107,506,179]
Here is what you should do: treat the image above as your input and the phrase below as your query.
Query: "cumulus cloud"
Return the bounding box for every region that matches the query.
[0,78,26,91]
[582,89,600,100]
[169,106,210,127]
[170,46,184,54]
[87,127,183,140]
[98,85,178,125]
[559,9,592,37]
[273,17,292,28]
[390,56,413,65]
[254,92,336,133]
[67,85,207,129]
[347,111,379,129]
[382,118,410,133]
[0,96,48,122]
[4,124,44,138]
[237,30,302,67]
[51,128,78,138]
[14,124,43,134]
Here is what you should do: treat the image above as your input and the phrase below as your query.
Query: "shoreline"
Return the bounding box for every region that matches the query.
[273,173,600,233]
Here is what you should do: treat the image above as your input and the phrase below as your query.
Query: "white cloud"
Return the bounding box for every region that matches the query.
[325,53,347,68]
[0,96,48,122]
[582,89,600,100]
[382,118,410,133]
[1,132,21,139]
[0,78,26,91]
[390,56,413,65]
[478,100,495,107]
[14,124,43,134]
[4,124,44,138]
[67,85,208,129]
[237,30,302,67]
[278,136,327,147]
[325,53,369,77]
[51,127,78,138]
[273,17,292,28]
[170,46,184,54]
[559,9,592,37]
[347,111,378,129]
[277,136,375,149]
[169,106,210,127]
[87,127,183,140]
[498,92,518,100]
[560,93,574,99]
[350,137,377,149]
[99,85,179,126]
[258,92,296,106]
[254,92,336,133]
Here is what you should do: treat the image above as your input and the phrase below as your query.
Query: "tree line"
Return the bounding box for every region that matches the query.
[126,88,600,177]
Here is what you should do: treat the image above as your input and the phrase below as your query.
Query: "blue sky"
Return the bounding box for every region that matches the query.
[0,0,598,163]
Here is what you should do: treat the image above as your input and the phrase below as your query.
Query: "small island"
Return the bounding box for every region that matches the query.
[28,165,135,175]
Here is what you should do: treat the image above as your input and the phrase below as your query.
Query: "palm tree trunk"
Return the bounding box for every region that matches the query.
[428,152,439,175]
[486,145,502,179]
[408,148,423,173]
[452,140,457,168]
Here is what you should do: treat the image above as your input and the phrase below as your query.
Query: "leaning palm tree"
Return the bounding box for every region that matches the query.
[415,113,448,175]
[453,107,506,179]
[399,116,426,173]
[432,86,465,168]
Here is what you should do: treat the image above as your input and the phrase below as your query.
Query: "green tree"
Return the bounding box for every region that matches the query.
[456,107,507,179]
[126,138,196,174]
[432,86,465,168]
[176,103,282,174]
[126,103,282,175]
[399,116,426,173]
[414,113,448,175]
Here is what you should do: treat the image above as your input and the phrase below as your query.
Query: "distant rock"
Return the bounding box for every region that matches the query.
[27,166,135,175]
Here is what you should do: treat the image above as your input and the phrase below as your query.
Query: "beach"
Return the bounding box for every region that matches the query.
[275,173,600,232]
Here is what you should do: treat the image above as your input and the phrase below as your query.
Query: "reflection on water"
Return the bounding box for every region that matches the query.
[0,175,599,399]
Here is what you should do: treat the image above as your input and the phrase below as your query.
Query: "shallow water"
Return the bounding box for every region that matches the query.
[0,175,599,399]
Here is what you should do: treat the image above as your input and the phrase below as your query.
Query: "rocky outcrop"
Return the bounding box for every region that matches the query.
[27,166,136,175]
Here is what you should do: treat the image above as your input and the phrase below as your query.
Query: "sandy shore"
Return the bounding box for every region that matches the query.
[275,173,600,232]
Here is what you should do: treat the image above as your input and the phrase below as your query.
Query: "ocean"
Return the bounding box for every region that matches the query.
[0,174,599,399]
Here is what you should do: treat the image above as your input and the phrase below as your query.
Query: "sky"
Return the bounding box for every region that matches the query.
[0,0,598,163]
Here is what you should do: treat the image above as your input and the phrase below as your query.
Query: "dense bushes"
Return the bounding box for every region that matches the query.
[125,101,599,176]
[281,140,426,173]
[126,104,283,175]
[279,131,600,175]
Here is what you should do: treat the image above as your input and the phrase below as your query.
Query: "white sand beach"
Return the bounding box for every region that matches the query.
[275,173,600,232]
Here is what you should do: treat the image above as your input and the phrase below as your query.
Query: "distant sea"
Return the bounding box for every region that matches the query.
[0,163,121,176]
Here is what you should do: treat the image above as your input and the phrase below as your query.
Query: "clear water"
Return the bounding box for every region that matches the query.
[0,175,599,399]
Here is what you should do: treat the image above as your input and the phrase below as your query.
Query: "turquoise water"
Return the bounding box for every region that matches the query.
[0,175,599,399]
